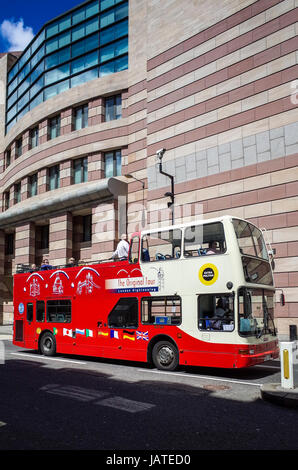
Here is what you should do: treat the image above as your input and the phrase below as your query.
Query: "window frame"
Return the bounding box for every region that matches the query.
[73,104,89,130]
[30,126,39,149]
[104,150,121,177]
[27,302,34,323]
[82,214,92,242]
[105,94,122,121]
[197,293,235,332]
[46,299,72,323]
[48,115,61,140]
[108,297,139,329]
[184,222,227,258]
[73,157,88,184]
[29,173,38,197]
[36,300,45,322]
[48,164,60,190]
[141,229,182,263]
[141,296,182,326]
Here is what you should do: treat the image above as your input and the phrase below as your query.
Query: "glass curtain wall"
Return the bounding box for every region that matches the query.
[6,0,129,133]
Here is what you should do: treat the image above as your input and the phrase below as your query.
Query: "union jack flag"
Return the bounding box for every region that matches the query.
[136,330,149,341]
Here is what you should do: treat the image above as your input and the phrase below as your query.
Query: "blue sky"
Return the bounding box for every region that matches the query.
[0,0,80,52]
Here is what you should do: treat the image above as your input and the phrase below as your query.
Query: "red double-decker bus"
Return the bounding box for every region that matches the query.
[13,216,280,370]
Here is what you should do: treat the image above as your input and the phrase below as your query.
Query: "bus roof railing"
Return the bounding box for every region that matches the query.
[15,257,126,274]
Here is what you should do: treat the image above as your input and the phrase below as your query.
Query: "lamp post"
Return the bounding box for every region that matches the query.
[155,148,175,225]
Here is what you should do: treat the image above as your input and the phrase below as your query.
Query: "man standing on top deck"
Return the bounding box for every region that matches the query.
[112,233,129,260]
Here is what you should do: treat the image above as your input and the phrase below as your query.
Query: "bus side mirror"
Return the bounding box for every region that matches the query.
[280,293,285,306]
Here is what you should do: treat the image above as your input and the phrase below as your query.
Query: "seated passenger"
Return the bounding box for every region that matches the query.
[206,241,220,255]
[141,248,150,261]
[215,298,226,318]
[67,257,76,267]
[41,258,52,270]
[29,263,37,272]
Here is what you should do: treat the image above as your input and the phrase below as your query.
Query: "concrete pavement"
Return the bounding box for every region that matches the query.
[1,323,298,408]
[0,324,13,340]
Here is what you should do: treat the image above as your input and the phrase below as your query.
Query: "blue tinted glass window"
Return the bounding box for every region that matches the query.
[30,91,43,110]
[86,17,99,35]
[85,33,99,50]
[115,3,128,21]
[115,37,128,56]
[7,90,18,109]
[101,19,128,45]
[31,46,45,68]
[46,37,58,54]
[18,79,30,96]
[59,31,71,48]
[44,79,69,100]
[70,68,98,87]
[86,1,99,17]
[46,22,59,38]
[100,38,127,63]
[30,77,43,98]
[99,61,115,76]
[57,79,70,94]
[72,7,85,25]
[100,0,123,11]
[86,51,99,68]
[59,15,71,31]
[7,106,16,122]
[100,9,115,28]
[72,39,85,58]
[72,56,85,75]
[100,43,114,62]
[7,78,18,96]
[45,63,70,85]
[72,23,85,42]
[30,61,44,83]
[72,33,98,58]
[46,47,70,68]
[18,90,29,110]
[115,54,128,72]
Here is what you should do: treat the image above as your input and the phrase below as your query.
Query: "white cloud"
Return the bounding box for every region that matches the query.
[0,18,34,52]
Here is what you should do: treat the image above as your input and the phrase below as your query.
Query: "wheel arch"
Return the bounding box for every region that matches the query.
[38,329,56,352]
[147,334,179,365]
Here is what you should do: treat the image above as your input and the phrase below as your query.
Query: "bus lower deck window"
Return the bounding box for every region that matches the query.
[142,296,181,325]
[198,294,234,331]
[46,300,72,323]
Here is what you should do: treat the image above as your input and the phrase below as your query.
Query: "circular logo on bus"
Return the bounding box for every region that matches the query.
[198,264,218,285]
[18,302,24,314]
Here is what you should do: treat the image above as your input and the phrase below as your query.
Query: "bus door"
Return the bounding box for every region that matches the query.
[102,297,140,360]
[25,301,35,349]
[72,296,102,357]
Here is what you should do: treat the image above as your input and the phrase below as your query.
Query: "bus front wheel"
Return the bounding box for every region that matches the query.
[39,332,56,357]
[152,341,178,371]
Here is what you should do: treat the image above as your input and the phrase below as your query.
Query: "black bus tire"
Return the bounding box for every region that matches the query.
[39,332,56,357]
[152,340,179,371]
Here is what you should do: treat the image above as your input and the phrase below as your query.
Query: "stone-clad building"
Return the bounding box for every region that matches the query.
[0,0,297,338]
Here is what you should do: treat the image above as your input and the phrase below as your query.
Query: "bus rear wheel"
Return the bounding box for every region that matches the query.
[40,332,56,357]
[152,341,178,371]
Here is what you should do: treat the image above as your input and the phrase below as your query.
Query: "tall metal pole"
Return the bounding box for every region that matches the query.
[156,149,174,225]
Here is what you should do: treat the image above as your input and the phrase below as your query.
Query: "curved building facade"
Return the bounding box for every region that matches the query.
[0,0,298,339]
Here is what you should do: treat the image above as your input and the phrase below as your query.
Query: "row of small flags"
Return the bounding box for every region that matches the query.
[37,327,149,341]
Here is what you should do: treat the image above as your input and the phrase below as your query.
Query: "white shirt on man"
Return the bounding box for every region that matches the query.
[112,235,129,259]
